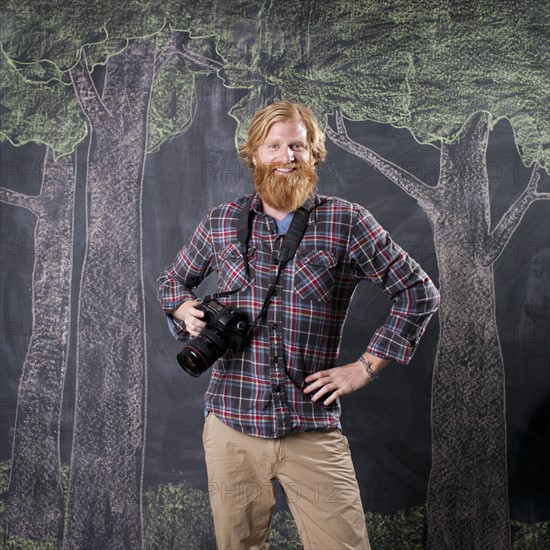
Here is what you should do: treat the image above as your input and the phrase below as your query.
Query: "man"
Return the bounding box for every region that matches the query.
[158,101,439,549]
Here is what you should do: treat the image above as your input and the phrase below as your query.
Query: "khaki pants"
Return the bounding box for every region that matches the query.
[203,413,371,550]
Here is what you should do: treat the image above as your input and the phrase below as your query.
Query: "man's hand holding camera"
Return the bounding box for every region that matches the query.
[173,300,206,337]
[175,298,251,377]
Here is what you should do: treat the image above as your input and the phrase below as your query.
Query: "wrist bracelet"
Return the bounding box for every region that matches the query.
[358,355,379,382]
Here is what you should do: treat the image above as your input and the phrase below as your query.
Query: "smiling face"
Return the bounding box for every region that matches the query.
[252,120,318,212]
[252,120,311,168]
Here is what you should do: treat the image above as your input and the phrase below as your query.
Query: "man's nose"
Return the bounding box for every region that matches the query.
[278,146,294,164]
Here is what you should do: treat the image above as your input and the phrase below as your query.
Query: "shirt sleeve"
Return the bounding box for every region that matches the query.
[157,213,214,340]
[349,206,439,364]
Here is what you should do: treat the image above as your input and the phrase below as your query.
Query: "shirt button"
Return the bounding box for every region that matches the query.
[273,357,278,363]
[274,385,281,392]
[272,323,278,331]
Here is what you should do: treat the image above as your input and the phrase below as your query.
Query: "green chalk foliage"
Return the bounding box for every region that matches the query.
[511,520,550,550]
[0,463,548,548]
[144,483,301,549]
[144,483,216,549]
[148,56,197,154]
[365,507,424,550]
[0,462,70,549]
[1,0,164,72]
[0,54,87,157]
[2,1,548,166]
[147,30,216,153]
[212,0,549,170]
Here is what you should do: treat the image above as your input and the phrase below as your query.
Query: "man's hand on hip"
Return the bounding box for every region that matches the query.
[303,354,390,406]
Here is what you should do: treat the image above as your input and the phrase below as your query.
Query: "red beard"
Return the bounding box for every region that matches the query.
[253,162,318,211]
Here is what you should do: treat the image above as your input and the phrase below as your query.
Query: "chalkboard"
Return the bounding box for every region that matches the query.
[1,2,549,548]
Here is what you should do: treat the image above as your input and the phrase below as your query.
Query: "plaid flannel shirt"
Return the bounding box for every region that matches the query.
[158,194,439,438]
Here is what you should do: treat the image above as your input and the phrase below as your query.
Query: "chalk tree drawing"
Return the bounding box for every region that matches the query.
[0,150,76,540]
[66,31,219,547]
[1,2,220,546]
[65,38,216,550]
[1,43,85,540]
[62,38,155,549]
[327,111,548,550]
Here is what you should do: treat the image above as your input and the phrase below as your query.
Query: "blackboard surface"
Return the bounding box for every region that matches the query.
[2,77,548,517]
[1,5,549,547]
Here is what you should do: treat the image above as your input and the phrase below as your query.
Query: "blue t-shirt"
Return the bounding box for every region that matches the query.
[275,211,295,234]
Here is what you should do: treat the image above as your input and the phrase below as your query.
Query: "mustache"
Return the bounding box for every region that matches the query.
[268,162,298,171]
[256,161,308,177]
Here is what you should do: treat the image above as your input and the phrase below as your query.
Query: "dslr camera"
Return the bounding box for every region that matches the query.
[177,298,250,377]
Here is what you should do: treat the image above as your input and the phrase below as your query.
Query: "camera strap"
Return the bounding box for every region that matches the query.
[204,194,255,302]
[236,193,256,279]
[205,193,313,333]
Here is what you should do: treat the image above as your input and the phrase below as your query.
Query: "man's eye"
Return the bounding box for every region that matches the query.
[292,144,305,150]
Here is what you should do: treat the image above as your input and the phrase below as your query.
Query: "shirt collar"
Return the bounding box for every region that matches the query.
[250,192,317,225]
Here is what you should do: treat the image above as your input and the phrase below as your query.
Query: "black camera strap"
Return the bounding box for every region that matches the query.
[236,193,256,280]
[206,193,314,333]
[205,194,255,302]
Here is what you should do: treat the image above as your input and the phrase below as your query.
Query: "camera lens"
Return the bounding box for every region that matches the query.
[177,329,228,377]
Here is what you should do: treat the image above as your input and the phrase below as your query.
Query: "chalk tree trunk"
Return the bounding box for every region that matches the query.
[425,116,509,549]
[0,150,75,542]
[64,37,155,549]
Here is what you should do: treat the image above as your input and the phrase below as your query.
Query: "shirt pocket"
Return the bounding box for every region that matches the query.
[294,249,337,302]
[219,243,255,293]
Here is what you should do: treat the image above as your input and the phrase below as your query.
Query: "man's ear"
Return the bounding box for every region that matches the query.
[252,154,257,166]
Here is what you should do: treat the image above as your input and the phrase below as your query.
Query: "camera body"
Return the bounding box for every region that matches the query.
[177,298,250,377]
